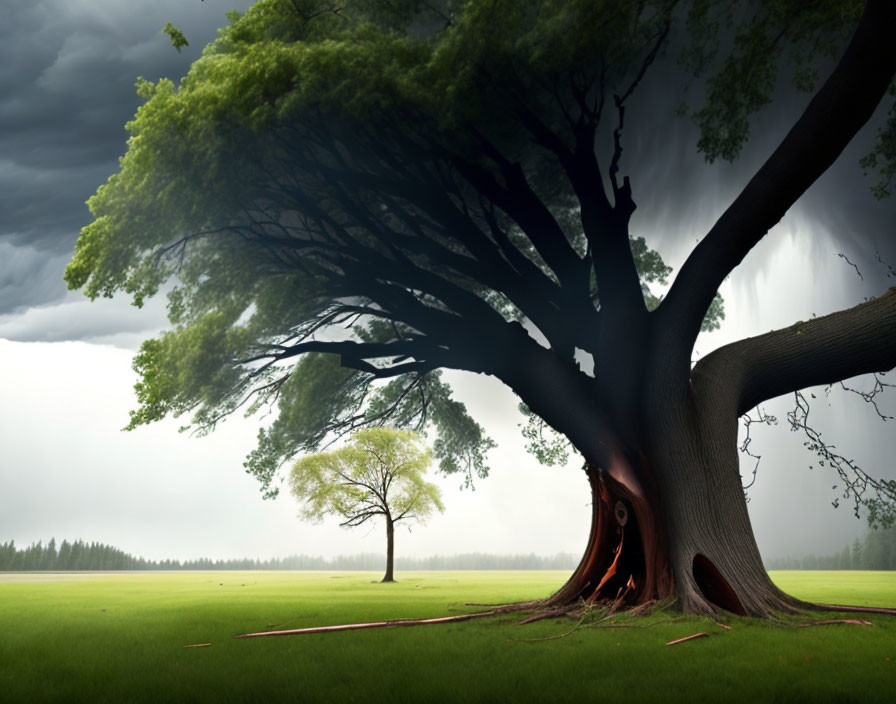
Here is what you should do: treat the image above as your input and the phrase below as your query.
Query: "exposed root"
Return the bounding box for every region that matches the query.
[510,611,592,643]
[796,618,873,628]
[812,603,896,616]
[627,598,658,616]
[518,606,575,625]
[233,594,896,641]
[596,618,689,629]
[510,598,687,644]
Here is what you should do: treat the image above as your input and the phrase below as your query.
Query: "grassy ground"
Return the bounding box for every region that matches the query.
[0,570,894,703]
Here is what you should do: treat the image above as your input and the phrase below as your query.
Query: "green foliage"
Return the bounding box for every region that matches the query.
[127,308,249,430]
[246,363,491,498]
[861,90,896,199]
[700,291,726,333]
[866,482,896,530]
[681,0,865,163]
[630,234,724,330]
[681,0,895,195]
[71,0,878,498]
[518,402,569,467]
[245,355,371,498]
[163,23,189,52]
[289,427,444,527]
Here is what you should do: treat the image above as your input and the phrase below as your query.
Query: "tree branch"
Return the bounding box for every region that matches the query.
[661,0,896,371]
[693,288,896,415]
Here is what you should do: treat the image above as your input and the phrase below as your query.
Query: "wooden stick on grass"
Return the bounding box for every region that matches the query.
[666,632,708,646]
[235,610,497,638]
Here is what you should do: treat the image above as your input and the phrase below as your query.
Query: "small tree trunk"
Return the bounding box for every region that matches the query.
[382,516,395,583]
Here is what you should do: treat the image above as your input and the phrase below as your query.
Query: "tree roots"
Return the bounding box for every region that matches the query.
[231,597,895,640]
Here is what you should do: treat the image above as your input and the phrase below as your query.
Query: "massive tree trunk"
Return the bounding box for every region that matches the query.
[543,288,896,617]
[549,419,798,617]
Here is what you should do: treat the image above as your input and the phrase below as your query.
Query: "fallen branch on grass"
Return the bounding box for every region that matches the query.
[665,632,708,646]
[234,602,537,638]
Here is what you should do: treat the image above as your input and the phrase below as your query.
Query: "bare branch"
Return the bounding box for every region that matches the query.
[787,390,896,525]
[693,287,896,416]
[835,252,863,280]
[739,405,777,494]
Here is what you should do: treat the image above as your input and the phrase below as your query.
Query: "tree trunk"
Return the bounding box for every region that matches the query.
[382,516,395,583]
[550,394,803,617]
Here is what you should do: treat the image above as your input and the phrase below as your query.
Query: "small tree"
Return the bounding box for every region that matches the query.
[290,427,443,582]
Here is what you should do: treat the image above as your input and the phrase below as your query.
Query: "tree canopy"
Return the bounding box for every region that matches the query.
[290,427,443,581]
[290,427,442,528]
[65,0,896,523]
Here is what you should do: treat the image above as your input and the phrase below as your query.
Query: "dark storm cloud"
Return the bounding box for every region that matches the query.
[0,0,254,318]
[0,243,70,314]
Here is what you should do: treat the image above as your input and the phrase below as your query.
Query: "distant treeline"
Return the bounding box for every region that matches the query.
[9,528,894,572]
[0,539,148,571]
[764,526,896,570]
[0,539,579,571]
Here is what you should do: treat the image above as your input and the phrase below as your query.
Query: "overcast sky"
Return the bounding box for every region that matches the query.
[1,1,894,564]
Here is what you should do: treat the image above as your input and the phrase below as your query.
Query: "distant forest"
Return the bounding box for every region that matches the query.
[0,538,578,571]
[763,526,896,570]
[3,529,896,571]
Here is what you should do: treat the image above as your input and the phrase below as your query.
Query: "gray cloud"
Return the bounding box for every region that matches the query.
[0,0,254,315]
[0,241,70,314]
[0,289,168,347]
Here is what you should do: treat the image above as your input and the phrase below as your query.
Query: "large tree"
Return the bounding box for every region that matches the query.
[66,0,896,616]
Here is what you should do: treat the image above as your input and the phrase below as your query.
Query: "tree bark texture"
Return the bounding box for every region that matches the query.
[551,408,801,617]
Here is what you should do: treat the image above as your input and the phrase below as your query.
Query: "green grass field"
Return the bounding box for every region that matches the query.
[1,570,894,703]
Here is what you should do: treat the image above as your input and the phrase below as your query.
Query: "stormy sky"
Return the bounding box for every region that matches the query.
[1,0,894,564]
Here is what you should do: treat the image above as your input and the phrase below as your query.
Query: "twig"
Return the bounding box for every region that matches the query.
[519,607,572,625]
[835,252,864,280]
[666,632,708,646]
[510,610,590,643]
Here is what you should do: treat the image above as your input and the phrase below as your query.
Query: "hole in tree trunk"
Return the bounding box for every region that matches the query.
[588,498,646,603]
[549,464,673,608]
[692,554,746,616]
